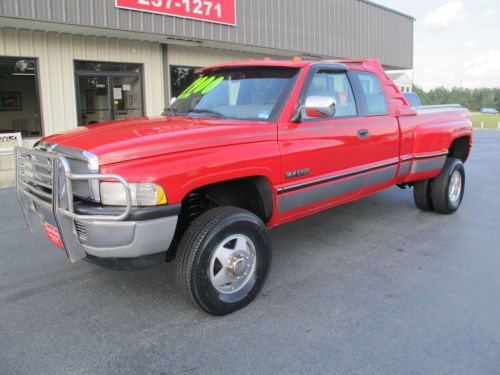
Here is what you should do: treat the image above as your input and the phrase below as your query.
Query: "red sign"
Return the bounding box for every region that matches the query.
[115,0,237,26]
[44,222,63,248]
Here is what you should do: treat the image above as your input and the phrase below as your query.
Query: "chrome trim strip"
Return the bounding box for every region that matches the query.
[413,151,448,160]
[401,155,413,162]
[277,159,399,194]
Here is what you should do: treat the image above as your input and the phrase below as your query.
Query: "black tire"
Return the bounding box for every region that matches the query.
[175,207,272,316]
[431,158,465,214]
[413,179,434,211]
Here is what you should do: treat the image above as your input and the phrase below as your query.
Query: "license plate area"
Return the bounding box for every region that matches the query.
[33,201,64,249]
[44,222,63,248]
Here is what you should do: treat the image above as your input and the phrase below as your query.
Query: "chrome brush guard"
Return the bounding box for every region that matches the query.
[15,146,132,262]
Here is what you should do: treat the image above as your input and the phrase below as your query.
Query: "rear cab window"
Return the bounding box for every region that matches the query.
[350,71,388,116]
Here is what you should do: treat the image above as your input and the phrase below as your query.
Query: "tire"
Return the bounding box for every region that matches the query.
[431,158,465,214]
[413,179,434,211]
[175,207,272,316]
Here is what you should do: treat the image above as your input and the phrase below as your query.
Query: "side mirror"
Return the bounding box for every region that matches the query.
[303,96,337,119]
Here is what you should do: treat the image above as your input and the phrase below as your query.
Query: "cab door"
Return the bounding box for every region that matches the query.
[348,70,400,194]
[277,66,372,222]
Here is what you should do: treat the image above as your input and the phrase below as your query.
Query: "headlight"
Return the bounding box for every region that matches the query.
[100,182,167,207]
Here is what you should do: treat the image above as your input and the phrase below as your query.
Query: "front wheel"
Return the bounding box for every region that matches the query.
[175,207,272,316]
[431,158,465,214]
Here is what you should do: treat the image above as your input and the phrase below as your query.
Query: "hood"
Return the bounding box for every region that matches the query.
[42,116,276,165]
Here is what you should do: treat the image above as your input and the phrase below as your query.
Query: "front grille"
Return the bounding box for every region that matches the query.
[65,157,93,200]
[74,221,88,241]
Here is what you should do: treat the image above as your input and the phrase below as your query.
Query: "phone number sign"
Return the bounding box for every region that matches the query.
[115,0,237,26]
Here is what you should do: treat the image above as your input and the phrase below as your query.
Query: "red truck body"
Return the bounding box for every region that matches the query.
[41,59,472,228]
[16,58,472,314]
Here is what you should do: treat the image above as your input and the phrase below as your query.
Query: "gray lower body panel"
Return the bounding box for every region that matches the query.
[278,165,398,213]
[77,216,178,258]
[279,175,365,213]
[411,156,447,174]
[398,161,412,178]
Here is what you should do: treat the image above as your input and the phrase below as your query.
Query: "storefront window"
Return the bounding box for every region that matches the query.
[170,65,201,98]
[75,61,144,126]
[0,57,42,137]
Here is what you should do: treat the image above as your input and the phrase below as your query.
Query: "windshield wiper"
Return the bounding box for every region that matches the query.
[188,108,226,118]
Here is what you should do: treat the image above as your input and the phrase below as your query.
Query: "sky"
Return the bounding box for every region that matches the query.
[372,0,500,90]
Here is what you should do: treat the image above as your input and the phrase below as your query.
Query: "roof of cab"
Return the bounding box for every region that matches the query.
[196,59,311,73]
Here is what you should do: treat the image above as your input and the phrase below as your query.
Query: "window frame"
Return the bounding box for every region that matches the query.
[296,64,361,123]
[0,55,44,138]
[349,71,389,117]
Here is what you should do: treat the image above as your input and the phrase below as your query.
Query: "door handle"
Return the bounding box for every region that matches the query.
[358,129,369,139]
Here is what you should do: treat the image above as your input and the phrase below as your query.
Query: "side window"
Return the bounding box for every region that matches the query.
[303,71,357,119]
[351,71,388,116]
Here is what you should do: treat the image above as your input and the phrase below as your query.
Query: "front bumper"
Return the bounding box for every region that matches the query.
[73,204,180,258]
[15,146,179,262]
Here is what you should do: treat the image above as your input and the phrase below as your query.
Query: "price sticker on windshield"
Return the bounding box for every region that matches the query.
[178,76,224,99]
[115,0,237,26]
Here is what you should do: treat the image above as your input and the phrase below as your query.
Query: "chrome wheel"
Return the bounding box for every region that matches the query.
[209,234,257,294]
[448,170,462,205]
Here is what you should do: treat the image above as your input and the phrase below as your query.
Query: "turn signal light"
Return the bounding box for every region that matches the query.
[292,56,302,62]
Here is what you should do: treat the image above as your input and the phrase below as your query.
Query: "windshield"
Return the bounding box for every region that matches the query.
[166,67,299,121]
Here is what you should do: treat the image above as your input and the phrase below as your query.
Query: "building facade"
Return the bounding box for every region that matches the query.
[387,72,413,93]
[0,0,414,141]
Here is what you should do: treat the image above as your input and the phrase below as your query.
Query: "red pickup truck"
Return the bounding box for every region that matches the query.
[16,59,472,315]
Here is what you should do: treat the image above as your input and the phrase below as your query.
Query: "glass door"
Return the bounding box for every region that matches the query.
[78,76,112,125]
[112,76,143,121]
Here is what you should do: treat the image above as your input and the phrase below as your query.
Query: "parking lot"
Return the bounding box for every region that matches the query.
[1,130,499,375]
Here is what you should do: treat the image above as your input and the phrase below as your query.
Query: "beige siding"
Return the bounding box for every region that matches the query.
[0,0,415,69]
[0,27,164,136]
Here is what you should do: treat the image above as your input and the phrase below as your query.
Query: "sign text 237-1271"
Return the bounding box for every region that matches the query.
[115,0,236,26]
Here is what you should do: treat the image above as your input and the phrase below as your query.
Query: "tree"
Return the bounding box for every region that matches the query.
[412,85,500,111]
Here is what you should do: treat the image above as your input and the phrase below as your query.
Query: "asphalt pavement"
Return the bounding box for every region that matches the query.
[1,130,499,375]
